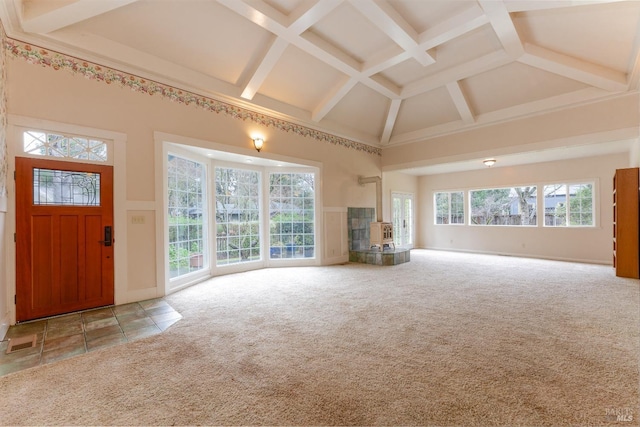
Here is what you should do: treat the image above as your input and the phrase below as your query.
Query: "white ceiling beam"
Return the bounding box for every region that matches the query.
[349,0,434,66]
[288,0,343,35]
[418,5,489,50]
[21,0,139,34]
[478,0,524,58]
[519,43,628,92]
[504,0,632,13]
[240,0,342,100]
[402,50,512,98]
[312,77,359,121]
[241,37,289,100]
[362,6,489,77]
[388,87,615,146]
[216,0,288,35]
[380,99,402,145]
[446,82,475,125]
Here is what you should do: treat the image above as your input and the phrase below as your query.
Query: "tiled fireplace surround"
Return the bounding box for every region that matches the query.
[348,208,410,266]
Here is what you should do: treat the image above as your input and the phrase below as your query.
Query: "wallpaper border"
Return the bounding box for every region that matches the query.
[4,38,382,157]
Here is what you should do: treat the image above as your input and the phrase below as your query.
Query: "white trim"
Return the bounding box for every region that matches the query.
[423,246,612,266]
[154,131,324,296]
[391,191,415,248]
[6,115,128,324]
[0,195,7,213]
[0,312,8,341]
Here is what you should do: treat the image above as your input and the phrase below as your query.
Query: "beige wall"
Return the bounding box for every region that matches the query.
[419,153,628,263]
[5,56,381,308]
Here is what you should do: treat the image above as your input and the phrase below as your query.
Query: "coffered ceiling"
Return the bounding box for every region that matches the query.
[1,0,639,154]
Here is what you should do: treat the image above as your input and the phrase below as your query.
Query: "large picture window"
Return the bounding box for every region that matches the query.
[167,155,207,278]
[544,183,594,227]
[215,167,261,266]
[269,172,315,259]
[435,191,464,224]
[470,186,537,226]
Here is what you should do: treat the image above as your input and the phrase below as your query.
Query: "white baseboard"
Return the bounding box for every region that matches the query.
[116,287,162,305]
[0,312,10,340]
[323,254,349,265]
[422,246,612,266]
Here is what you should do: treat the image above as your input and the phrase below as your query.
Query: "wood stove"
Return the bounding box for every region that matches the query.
[370,222,394,251]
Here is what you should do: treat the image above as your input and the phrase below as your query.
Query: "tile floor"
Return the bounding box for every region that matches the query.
[0,298,182,377]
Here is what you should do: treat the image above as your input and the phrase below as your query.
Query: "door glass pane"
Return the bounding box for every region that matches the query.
[269,173,315,259]
[168,155,207,278]
[392,193,413,247]
[216,167,261,265]
[33,168,100,206]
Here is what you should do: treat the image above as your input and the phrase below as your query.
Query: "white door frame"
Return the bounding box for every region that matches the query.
[391,191,414,248]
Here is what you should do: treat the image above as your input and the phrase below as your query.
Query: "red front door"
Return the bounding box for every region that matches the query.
[15,157,114,322]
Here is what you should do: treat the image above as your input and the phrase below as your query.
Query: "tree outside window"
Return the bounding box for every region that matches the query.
[470,187,537,226]
[544,183,593,227]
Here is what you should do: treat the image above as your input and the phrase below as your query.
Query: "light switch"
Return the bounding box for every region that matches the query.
[131,215,145,224]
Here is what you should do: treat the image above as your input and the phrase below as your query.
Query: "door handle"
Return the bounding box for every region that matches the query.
[99,226,112,246]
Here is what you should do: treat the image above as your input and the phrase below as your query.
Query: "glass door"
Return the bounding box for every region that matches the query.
[392,192,414,248]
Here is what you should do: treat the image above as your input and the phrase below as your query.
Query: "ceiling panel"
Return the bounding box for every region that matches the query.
[259,44,346,111]
[393,87,461,134]
[322,83,390,138]
[388,0,479,34]
[68,0,272,85]
[513,2,640,72]
[305,2,395,63]
[460,62,588,115]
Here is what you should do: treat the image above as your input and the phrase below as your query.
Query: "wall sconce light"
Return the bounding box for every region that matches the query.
[252,137,264,152]
[483,158,496,167]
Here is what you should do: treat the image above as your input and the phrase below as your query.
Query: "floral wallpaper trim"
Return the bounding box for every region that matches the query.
[4,38,382,157]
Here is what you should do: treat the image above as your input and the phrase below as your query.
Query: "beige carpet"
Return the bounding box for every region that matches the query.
[1,250,638,426]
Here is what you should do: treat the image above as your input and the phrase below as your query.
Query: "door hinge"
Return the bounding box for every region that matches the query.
[13,170,16,180]
[14,295,16,305]
[14,233,16,243]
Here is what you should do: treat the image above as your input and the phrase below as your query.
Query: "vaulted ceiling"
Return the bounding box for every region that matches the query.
[1,0,639,155]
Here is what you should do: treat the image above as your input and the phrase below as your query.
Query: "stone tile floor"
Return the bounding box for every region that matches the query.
[0,298,182,377]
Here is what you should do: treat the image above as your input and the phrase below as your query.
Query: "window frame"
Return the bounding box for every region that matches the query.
[166,151,209,282]
[434,191,465,225]
[468,185,538,227]
[268,171,317,260]
[213,164,263,267]
[543,182,596,228]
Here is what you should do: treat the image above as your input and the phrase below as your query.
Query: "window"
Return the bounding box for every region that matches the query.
[167,155,207,278]
[470,186,537,226]
[544,183,594,227]
[215,167,261,265]
[269,172,315,259]
[435,191,464,224]
[23,130,108,162]
[33,168,100,206]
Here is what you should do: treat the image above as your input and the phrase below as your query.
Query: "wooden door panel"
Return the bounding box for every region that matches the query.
[60,215,80,304]
[16,157,114,322]
[31,215,55,311]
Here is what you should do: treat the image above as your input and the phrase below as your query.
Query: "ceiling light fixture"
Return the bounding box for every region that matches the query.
[483,158,496,167]
[252,137,264,152]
